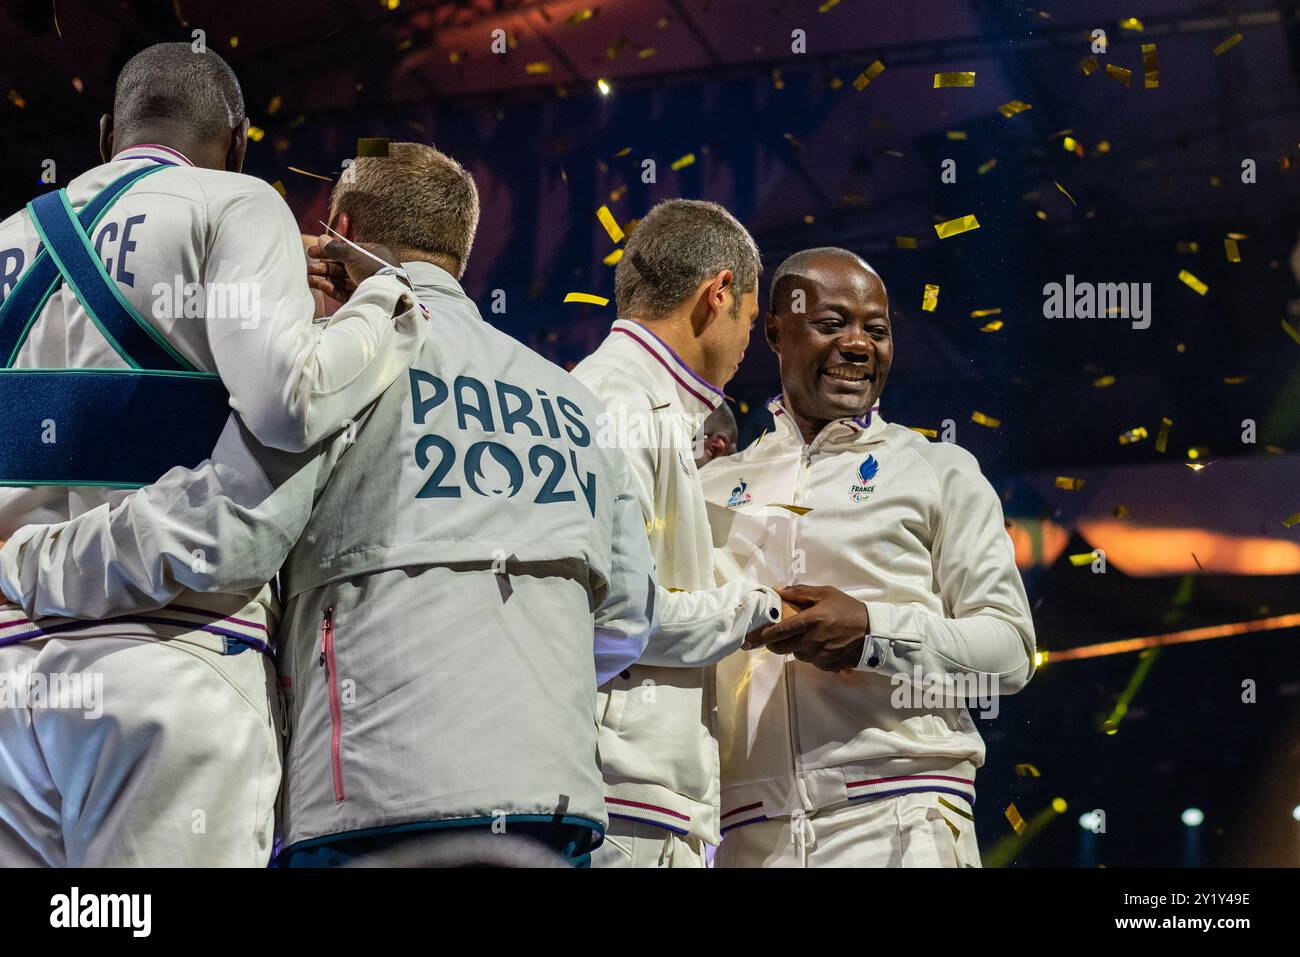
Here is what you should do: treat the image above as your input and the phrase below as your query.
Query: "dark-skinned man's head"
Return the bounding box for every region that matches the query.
[765,247,892,443]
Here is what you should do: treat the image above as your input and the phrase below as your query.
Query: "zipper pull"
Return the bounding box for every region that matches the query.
[319,607,333,667]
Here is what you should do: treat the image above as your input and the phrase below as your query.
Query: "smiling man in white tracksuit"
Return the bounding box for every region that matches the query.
[573,200,790,868]
[0,142,657,868]
[0,44,419,867]
[699,247,1036,867]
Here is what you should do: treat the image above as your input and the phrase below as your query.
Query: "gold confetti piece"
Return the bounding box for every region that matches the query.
[1105,64,1133,86]
[1119,17,1144,31]
[1222,375,1248,384]
[247,125,265,143]
[1080,55,1100,76]
[1055,180,1077,206]
[596,205,624,244]
[971,307,1002,318]
[941,816,962,840]
[946,130,968,140]
[1177,241,1199,253]
[922,283,940,312]
[564,292,609,306]
[1227,231,1248,239]
[802,214,815,225]
[7,89,26,109]
[934,214,980,239]
[853,60,886,90]
[1186,462,1207,472]
[934,71,976,88]
[767,503,813,516]
[978,157,998,175]
[614,147,631,158]
[1142,43,1160,88]
[566,7,594,25]
[971,411,1001,429]
[1094,374,1116,388]
[1119,426,1148,445]
[602,249,623,266]
[738,401,749,414]
[670,153,696,171]
[1187,446,1207,460]
[267,95,282,115]
[1282,320,1300,346]
[1178,269,1209,296]
[771,68,784,90]
[525,61,552,74]
[596,78,612,95]
[1062,135,1081,154]
[1070,550,1100,566]
[1214,33,1243,56]
[896,236,918,249]
[357,137,390,157]
[1055,476,1085,491]
[828,76,843,89]
[287,166,332,181]
[1014,763,1041,779]
[1155,416,1173,453]
[1283,513,1300,528]
[637,47,656,59]
[817,0,841,11]
[229,35,239,48]
[1224,237,1241,263]
[980,320,1004,332]
[1005,803,1026,835]
[1113,504,1130,518]
[910,426,939,438]
[270,180,286,197]
[998,99,1032,117]
[1096,139,1111,153]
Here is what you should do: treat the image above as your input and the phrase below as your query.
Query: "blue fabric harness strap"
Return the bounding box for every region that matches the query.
[0,162,233,488]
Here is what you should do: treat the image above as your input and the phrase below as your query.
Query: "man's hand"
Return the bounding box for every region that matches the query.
[743,584,869,673]
[306,235,402,303]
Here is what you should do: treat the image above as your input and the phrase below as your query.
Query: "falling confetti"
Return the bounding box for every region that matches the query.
[1142,43,1160,88]
[1070,551,1100,566]
[978,157,998,175]
[1283,513,1300,528]
[564,292,609,306]
[922,284,940,312]
[896,236,918,249]
[817,0,842,11]
[767,504,813,516]
[909,426,939,438]
[971,411,1001,428]
[970,307,1002,318]
[670,153,696,171]
[1119,17,1144,31]
[525,62,552,74]
[1093,375,1116,388]
[1055,476,1085,491]
[602,249,623,266]
[596,205,624,243]
[1113,504,1130,518]
[1014,763,1041,778]
[1213,33,1243,56]
[270,180,286,197]
[1224,237,1242,262]
[1155,417,1173,453]
[853,60,886,90]
[1177,241,1199,253]
[934,214,980,239]
[1283,320,1300,346]
[1080,55,1100,76]
[1105,64,1133,87]
[1178,269,1209,295]
[566,7,595,25]
[946,130,968,140]
[934,71,976,88]
[1118,426,1148,445]
[980,320,1004,332]
[998,100,1032,117]
[1054,181,1077,205]
[1005,803,1027,835]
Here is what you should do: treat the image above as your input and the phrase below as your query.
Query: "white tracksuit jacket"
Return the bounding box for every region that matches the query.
[0,262,657,851]
[0,144,420,650]
[572,320,782,843]
[697,397,1035,833]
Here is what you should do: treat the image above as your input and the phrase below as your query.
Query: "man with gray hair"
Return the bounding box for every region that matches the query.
[572,199,795,867]
[0,43,420,866]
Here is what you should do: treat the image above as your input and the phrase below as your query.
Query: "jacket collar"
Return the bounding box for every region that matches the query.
[402,260,468,304]
[609,319,725,418]
[112,143,195,167]
[765,393,886,448]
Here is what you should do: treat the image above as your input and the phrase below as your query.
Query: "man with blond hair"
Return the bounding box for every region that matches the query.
[0,142,658,867]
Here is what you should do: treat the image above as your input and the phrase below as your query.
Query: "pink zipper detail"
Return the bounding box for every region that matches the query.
[321,607,345,802]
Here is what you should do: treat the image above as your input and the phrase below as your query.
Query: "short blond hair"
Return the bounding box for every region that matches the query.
[329,142,480,277]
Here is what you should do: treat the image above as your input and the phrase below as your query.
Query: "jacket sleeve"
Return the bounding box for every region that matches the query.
[596,389,781,669]
[860,445,1036,694]
[592,447,658,685]
[0,416,333,621]
[201,177,422,452]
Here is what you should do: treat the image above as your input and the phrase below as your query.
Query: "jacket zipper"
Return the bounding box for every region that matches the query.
[321,606,345,802]
[785,444,812,810]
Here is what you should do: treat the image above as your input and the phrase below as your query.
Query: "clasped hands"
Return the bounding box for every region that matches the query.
[742,584,868,674]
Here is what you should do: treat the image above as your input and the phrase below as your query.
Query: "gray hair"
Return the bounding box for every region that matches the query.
[113,42,245,141]
[614,199,760,320]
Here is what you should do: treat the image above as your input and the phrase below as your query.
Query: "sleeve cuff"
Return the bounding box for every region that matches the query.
[857,600,896,672]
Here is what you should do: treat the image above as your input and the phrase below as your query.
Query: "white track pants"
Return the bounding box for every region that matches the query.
[0,634,281,867]
[715,792,981,868]
[591,818,708,868]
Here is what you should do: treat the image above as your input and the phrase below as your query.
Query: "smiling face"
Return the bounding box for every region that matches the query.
[766,253,893,438]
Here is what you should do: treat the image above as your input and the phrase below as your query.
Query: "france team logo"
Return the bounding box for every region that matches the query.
[727,478,753,509]
[849,455,880,503]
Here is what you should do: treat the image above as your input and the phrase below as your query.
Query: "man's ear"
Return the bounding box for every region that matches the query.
[333,212,352,240]
[98,114,113,164]
[225,118,250,173]
[764,311,781,355]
